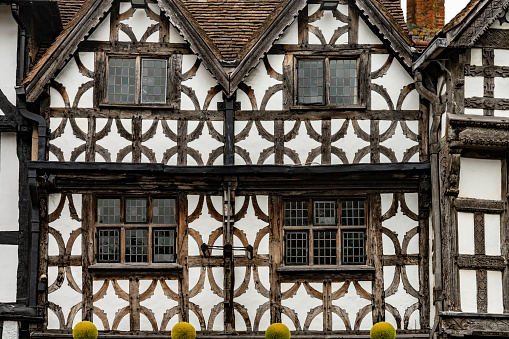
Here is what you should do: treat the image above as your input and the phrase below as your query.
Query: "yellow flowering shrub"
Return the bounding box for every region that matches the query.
[265,323,290,339]
[73,321,98,339]
[171,322,196,339]
[370,322,396,339]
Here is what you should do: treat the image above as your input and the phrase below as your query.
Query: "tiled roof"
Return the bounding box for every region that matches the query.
[441,0,481,33]
[57,0,88,28]
[173,0,291,62]
[378,0,408,31]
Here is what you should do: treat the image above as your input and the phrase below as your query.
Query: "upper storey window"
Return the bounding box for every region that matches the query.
[108,57,168,104]
[298,58,357,105]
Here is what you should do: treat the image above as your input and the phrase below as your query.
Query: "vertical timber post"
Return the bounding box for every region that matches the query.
[223,180,237,331]
[218,95,240,166]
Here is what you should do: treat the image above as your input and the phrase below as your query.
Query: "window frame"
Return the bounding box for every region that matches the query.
[94,195,178,265]
[95,53,180,109]
[283,197,368,267]
[292,51,369,109]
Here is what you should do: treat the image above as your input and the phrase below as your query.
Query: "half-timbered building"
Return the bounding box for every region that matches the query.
[0,0,508,338]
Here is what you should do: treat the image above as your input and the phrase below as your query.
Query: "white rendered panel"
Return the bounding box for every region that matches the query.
[493,110,509,118]
[48,194,82,256]
[459,158,502,200]
[308,5,349,45]
[384,265,419,329]
[92,280,130,331]
[234,196,269,255]
[2,321,19,339]
[243,58,281,110]
[331,282,372,330]
[88,14,111,41]
[189,267,223,331]
[464,76,484,98]
[235,121,273,165]
[358,19,382,44]
[0,133,19,231]
[138,279,179,331]
[276,20,298,44]
[53,58,91,108]
[0,246,17,302]
[485,214,501,256]
[49,118,87,161]
[372,59,415,111]
[234,266,270,331]
[119,7,158,42]
[332,120,370,163]
[382,194,419,256]
[95,118,132,163]
[169,23,186,43]
[457,212,475,255]
[495,78,509,98]
[284,120,320,165]
[0,6,18,108]
[47,266,83,329]
[495,49,509,65]
[464,108,484,115]
[281,283,323,331]
[380,121,419,163]
[181,61,218,110]
[487,270,504,313]
[459,269,477,312]
[470,48,483,66]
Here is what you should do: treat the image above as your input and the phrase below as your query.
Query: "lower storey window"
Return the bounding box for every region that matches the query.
[96,197,177,263]
[284,199,366,265]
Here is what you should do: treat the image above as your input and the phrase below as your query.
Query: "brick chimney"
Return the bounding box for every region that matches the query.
[407,0,445,41]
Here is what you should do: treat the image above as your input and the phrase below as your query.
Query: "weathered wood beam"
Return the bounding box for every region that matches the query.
[456,255,506,270]
[454,198,505,213]
[79,41,192,54]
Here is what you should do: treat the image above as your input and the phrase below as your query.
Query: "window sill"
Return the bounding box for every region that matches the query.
[290,105,366,111]
[89,263,182,279]
[277,265,374,282]
[98,103,176,110]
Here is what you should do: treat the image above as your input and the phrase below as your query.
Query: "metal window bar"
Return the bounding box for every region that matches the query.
[285,231,308,265]
[97,198,121,224]
[313,230,337,265]
[153,229,176,263]
[98,229,120,262]
[341,200,365,226]
[342,231,366,264]
[125,228,148,262]
[285,201,308,226]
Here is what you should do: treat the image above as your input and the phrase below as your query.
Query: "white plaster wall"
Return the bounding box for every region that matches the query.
[464,76,484,98]
[494,49,509,66]
[464,108,484,116]
[49,118,87,161]
[332,120,370,164]
[459,270,477,312]
[457,212,475,255]
[380,121,420,163]
[0,5,18,112]
[470,48,483,66]
[284,120,321,165]
[485,214,501,256]
[234,196,269,254]
[309,5,349,45]
[243,56,283,110]
[487,270,504,313]
[88,14,111,41]
[0,245,18,302]
[119,7,159,43]
[52,58,93,108]
[234,266,270,331]
[138,279,179,331]
[95,118,132,163]
[275,20,298,44]
[1,321,19,339]
[458,158,502,201]
[494,78,509,99]
[235,121,274,165]
[92,279,130,331]
[181,56,219,110]
[281,282,323,331]
[0,133,19,231]
[169,23,186,44]
[331,282,372,330]
[358,19,382,45]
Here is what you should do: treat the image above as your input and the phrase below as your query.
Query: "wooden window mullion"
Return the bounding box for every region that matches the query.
[325,57,330,106]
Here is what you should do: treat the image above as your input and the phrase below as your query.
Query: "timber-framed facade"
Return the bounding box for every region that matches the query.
[0,0,508,339]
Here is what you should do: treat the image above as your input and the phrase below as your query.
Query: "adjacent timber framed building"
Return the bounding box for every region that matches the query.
[0,0,508,338]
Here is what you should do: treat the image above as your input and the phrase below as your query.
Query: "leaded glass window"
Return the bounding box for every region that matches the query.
[284,198,366,266]
[95,196,177,264]
[108,58,136,104]
[297,57,359,106]
[106,56,168,105]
